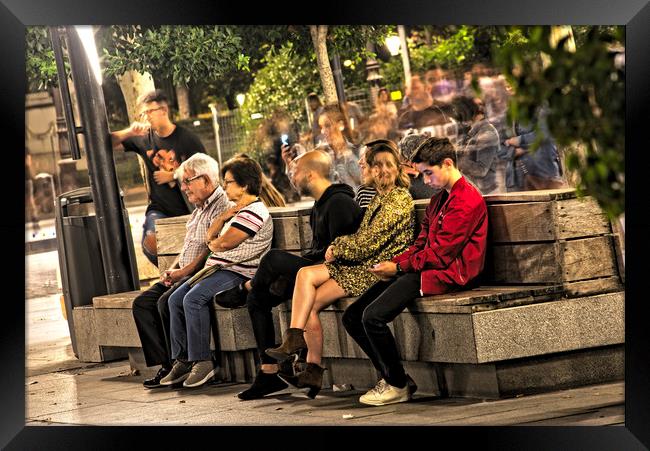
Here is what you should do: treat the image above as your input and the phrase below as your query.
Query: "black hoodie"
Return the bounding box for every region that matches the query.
[302,183,363,262]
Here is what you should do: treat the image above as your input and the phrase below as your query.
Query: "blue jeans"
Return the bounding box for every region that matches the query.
[168,269,247,362]
[142,209,168,266]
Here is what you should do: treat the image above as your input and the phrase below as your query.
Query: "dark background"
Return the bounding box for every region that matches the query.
[3,0,648,448]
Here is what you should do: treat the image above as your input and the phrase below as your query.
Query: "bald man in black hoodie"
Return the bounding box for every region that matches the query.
[234,150,363,400]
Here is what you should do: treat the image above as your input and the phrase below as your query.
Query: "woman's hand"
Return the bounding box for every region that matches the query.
[281,144,295,167]
[206,206,240,241]
[325,245,336,262]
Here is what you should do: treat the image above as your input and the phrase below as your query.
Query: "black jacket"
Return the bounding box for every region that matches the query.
[302,184,363,262]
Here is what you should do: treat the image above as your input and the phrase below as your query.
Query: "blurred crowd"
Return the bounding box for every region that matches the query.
[254,63,567,205]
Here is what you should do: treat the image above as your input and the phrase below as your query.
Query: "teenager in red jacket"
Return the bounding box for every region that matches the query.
[342,136,488,406]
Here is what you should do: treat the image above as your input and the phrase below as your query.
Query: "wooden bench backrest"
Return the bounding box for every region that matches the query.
[155,188,623,289]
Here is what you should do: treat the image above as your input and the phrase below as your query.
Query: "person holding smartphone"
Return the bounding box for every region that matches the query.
[342,137,488,406]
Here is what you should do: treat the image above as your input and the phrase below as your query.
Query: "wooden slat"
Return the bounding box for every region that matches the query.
[488,202,556,242]
[561,236,617,282]
[563,276,623,297]
[491,242,561,283]
[157,255,177,274]
[155,221,187,255]
[555,197,610,240]
[272,216,303,250]
[484,188,576,203]
[610,216,625,284]
[268,203,313,217]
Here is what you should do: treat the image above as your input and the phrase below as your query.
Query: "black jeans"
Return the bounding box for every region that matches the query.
[342,273,421,388]
[132,277,189,368]
[247,249,313,365]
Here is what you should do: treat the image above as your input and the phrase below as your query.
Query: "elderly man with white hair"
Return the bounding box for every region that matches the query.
[131,153,233,389]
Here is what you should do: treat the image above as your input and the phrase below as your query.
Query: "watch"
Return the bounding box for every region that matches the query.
[395,262,405,275]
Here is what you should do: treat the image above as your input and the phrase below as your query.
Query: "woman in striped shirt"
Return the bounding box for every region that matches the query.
[354,144,377,209]
[162,157,273,389]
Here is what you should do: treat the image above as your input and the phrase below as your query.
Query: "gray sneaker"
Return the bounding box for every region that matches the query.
[159,360,192,386]
[183,360,218,388]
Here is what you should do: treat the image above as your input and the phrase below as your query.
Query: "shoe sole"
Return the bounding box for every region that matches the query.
[182,367,218,388]
[143,383,165,389]
[359,394,410,406]
[159,372,190,386]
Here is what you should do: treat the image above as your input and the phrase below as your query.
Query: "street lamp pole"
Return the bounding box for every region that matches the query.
[365,42,383,109]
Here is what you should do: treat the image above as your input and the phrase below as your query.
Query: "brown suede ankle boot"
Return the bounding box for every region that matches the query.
[281,362,325,399]
[265,328,307,362]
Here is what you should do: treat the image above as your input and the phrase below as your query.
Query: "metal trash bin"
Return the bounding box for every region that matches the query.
[55,186,138,357]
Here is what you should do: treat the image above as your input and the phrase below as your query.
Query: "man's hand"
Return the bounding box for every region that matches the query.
[153,170,175,185]
[128,121,151,137]
[325,245,336,263]
[504,137,519,147]
[369,261,398,280]
[161,269,184,287]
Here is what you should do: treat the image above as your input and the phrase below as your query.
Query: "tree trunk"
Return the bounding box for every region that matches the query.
[310,25,338,105]
[117,70,156,123]
[117,70,155,195]
[175,84,191,119]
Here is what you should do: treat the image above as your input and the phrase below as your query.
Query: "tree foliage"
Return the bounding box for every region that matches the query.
[26,26,60,92]
[238,43,321,157]
[494,26,625,218]
[102,25,249,88]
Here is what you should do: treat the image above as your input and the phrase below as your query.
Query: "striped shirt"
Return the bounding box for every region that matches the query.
[204,199,273,278]
[178,186,233,268]
[355,184,377,208]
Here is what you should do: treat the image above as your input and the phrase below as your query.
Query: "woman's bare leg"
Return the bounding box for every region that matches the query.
[303,279,347,365]
[289,264,332,329]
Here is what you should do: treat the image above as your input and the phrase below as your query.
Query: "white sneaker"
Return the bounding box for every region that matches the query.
[359,378,410,406]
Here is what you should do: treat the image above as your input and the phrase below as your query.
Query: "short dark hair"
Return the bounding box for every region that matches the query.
[411,137,457,167]
[221,157,263,196]
[139,89,169,107]
[450,96,480,123]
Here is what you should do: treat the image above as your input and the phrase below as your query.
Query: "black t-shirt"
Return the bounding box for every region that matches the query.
[122,125,205,216]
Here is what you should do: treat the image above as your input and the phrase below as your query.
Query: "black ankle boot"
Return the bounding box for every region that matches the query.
[237,370,288,400]
[281,363,325,399]
[265,328,307,362]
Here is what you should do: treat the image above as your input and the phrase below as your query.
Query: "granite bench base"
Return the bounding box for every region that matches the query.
[79,282,624,398]
[73,291,281,383]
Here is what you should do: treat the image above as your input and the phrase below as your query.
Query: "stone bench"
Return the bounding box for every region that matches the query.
[75,188,624,397]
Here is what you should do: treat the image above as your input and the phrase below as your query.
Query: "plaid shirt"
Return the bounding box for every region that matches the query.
[178,186,233,268]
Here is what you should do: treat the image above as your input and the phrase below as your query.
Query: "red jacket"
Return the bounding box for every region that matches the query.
[392,176,488,295]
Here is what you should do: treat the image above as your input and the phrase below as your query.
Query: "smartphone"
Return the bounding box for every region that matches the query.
[281,134,289,146]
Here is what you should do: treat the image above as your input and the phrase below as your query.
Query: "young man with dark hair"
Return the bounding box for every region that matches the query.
[342,136,488,406]
[111,89,206,266]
